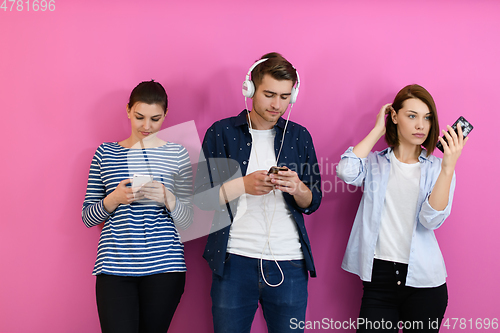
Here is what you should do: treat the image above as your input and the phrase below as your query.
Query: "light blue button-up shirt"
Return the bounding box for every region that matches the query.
[336,147,455,287]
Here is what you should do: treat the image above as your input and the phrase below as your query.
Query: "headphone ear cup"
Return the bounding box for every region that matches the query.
[290,87,299,104]
[242,80,255,98]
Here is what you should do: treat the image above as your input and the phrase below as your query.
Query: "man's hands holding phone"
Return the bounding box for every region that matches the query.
[242,167,300,196]
[267,167,303,196]
[243,170,274,195]
[244,167,311,206]
[220,167,312,209]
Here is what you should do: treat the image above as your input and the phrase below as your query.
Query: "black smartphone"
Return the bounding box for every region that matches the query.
[436,116,473,153]
[267,166,288,175]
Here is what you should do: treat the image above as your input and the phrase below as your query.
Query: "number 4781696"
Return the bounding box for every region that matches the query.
[442,318,498,330]
[1,0,56,11]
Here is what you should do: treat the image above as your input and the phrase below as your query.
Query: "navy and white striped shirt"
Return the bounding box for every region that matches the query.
[82,142,193,276]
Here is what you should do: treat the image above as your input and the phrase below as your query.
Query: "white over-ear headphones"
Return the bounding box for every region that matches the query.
[241,58,300,104]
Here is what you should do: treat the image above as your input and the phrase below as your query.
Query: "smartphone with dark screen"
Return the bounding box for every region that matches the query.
[436,116,473,153]
[267,166,288,175]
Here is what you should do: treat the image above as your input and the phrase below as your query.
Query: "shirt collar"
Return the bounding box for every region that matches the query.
[378,147,432,163]
[234,110,286,129]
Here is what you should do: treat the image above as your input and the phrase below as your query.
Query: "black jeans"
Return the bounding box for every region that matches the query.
[358,259,448,333]
[96,272,185,333]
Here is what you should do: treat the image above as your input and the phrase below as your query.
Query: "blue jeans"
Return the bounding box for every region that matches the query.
[211,253,308,333]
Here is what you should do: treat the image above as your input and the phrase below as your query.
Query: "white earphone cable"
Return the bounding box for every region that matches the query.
[245,99,294,288]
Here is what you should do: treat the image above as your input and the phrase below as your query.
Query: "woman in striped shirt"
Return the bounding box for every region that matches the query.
[82,80,193,332]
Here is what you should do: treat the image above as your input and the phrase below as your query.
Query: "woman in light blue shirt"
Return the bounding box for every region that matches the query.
[336,84,468,332]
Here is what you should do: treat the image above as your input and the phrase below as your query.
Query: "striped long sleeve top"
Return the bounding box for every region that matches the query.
[82,142,193,276]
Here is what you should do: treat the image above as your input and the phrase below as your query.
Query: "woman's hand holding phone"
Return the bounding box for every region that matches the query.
[438,123,469,175]
[138,181,177,212]
[429,123,469,211]
[103,178,141,213]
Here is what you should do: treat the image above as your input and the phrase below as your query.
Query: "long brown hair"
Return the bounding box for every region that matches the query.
[385,84,440,156]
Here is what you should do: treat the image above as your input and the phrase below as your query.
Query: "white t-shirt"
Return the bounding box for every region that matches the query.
[227,128,303,260]
[375,150,421,264]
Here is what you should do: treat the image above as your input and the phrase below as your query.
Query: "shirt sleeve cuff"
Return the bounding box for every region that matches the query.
[337,147,366,185]
[418,194,451,229]
[341,146,364,160]
[96,199,112,219]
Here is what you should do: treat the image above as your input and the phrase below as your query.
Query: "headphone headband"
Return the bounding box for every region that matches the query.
[245,58,269,83]
[242,58,300,104]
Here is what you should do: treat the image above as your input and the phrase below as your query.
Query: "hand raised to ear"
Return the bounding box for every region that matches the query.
[375,103,393,135]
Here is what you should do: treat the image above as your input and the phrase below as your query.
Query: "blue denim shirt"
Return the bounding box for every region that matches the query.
[336,147,455,287]
[194,110,322,277]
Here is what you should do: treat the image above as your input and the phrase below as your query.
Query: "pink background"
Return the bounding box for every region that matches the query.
[1,1,499,332]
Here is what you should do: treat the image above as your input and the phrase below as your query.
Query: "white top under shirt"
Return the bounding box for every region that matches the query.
[227,128,303,260]
[375,150,421,264]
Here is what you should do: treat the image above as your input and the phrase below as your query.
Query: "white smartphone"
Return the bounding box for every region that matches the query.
[132,174,153,189]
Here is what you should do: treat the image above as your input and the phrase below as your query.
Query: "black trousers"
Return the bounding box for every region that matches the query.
[358,259,448,333]
[96,272,185,333]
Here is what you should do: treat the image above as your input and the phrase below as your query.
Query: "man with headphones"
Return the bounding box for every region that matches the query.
[194,52,322,332]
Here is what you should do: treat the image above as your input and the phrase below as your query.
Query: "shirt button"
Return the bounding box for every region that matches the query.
[247,142,251,146]
[243,161,247,165]
[396,270,399,275]
[397,281,401,285]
